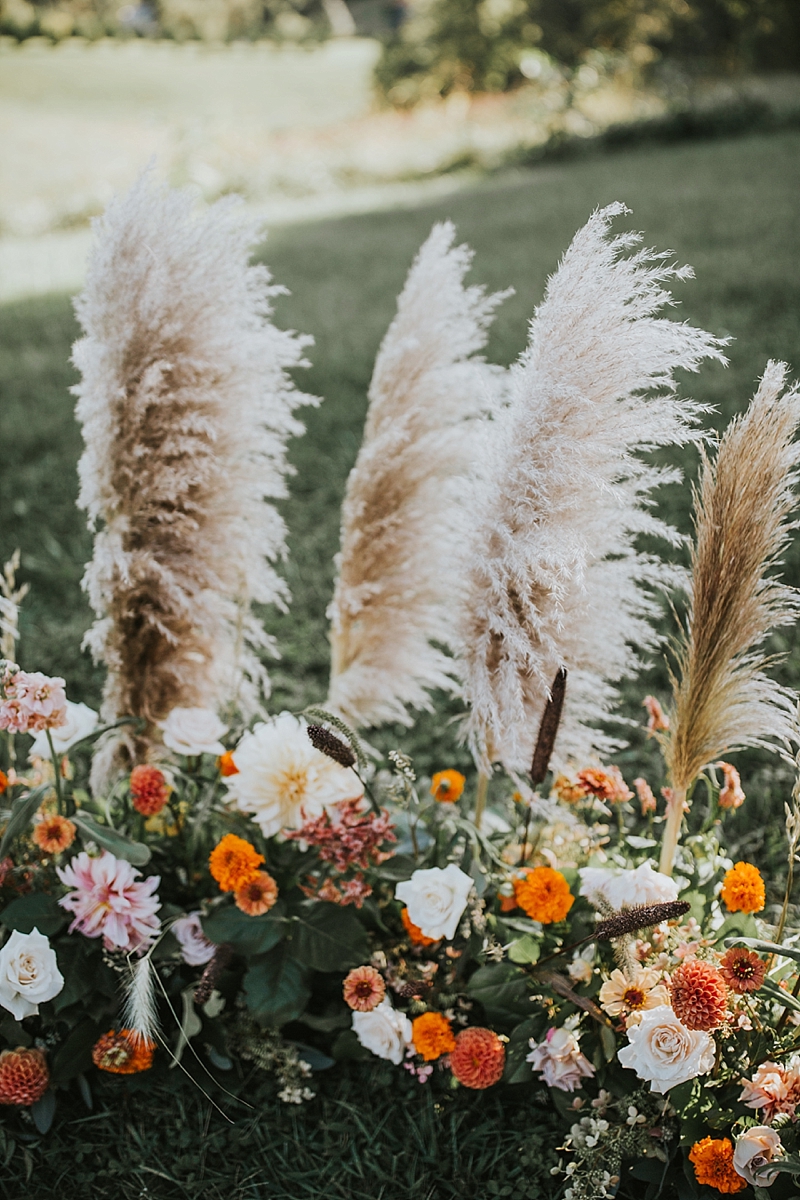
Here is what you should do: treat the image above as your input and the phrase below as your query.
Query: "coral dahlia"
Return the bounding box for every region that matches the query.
[514,867,574,925]
[130,765,170,817]
[721,862,765,914]
[0,1047,49,1106]
[575,766,632,804]
[670,959,728,1031]
[719,947,766,994]
[92,1029,155,1074]
[689,1137,747,1194]
[450,1027,505,1089]
[32,814,76,855]
[209,834,264,893]
[412,1012,456,1061]
[343,965,386,1012]
[234,870,279,916]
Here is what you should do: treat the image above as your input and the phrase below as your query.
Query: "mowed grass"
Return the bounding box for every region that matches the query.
[1,128,800,1197]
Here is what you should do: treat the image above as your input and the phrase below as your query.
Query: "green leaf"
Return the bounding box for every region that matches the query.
[31,1090,55,1134]
[761,977,800,1011]
[331,1029,371,1062]
[680,890,706,923]
[507,934,540,965]
[466,962,534,1022]
[725,935,800,961]
[289,902,368,973]
[502,1017,541,1085]
[72,813,151,866]
[0,893,66,937]
[372,854,418,882]
[50,1020,101,1085]
[711,912,758,944]
[202,901,287,956]
[243,944,311,1025]
[0,785,49,859]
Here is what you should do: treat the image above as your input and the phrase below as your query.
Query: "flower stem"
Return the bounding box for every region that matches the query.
[474,771,488,832]
[658,785,687,876]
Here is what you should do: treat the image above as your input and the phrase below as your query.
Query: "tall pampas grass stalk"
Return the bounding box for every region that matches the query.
[73,173,316,770]
[659,360,800,874]
[327,221,509,728]
[121,953,159,1047]
[459,203,727,775]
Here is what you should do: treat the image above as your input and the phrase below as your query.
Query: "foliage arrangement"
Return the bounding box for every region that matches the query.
[4,173,800,1199]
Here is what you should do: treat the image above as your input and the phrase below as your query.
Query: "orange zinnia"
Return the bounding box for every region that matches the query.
[401,906,439,947]
[412,1012,456,1061]
[92,1030,155,1075]
[234,870,279,916]
[721,862,765,914]
[130,764,170,817]
[32,814,76,855]
[513,867,574,925]
[430,770,465,802]
[688,1137,747,1193]
[209,833,265,893]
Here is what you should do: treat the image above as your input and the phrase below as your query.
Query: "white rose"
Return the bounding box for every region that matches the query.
[172,913,216,967]
[29,700,98,758]
[579,862,679,911]
[0,928,64,1020]
[395,864,473,941]
[617,1005,715,1094]
[352,999,412,1065]
[160,707,227,756]
[733,1126,783,1187]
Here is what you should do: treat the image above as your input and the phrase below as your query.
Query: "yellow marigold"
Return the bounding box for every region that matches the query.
[688,1137,747,1194]
[721,861,765,914]
[209,833,265,893]
[412,1012,456,1061]
[431,770,465,802]
[514,867,574,925]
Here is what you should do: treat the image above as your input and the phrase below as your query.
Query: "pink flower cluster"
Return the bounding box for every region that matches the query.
[741,1056,800,1122]
[286,799,396,872]
[57,850,161,953]
[0,671,67,735]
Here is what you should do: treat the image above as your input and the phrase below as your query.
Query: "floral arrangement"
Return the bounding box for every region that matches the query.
[3,173,800,1199]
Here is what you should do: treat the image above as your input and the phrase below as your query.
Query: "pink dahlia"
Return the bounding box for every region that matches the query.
[0,671,67,735]
[57,850,161,952]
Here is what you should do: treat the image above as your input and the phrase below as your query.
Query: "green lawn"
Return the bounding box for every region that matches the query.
[1,129,800,1196]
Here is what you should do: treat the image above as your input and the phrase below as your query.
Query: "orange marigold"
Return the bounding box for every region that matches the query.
[412,1012,456,1061]
[0,1047,49,1106]
[401,906,439,947]
[209,833,265,893]
[130,764,170,817]
[450,1027,505,1089]
[92,1029,155,1075]
[0,770,7,796]
[431,770,465,802]
[689,1137,747,1194]
[32,813,76,855]
[721,862,765,914]
[514,867,574,925]
[670,959,728,1030]
[576,766,633,804]
[218,750,239,777]
[234,870,279,916]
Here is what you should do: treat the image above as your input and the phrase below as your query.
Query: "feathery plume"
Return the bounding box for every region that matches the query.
[327,221,509,728]
[459,202,727,773]
[120,954,159,1048]
[660,361,800,873]
[72,174,316,767]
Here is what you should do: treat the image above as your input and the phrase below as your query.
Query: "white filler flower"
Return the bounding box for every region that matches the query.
[395,863,473,941]
[617,1005,714,1094]
[0,928,64,1020]
[352,999,412,1065]
[579,862,679,911]
[733,1126,784,1187]
[29,700,98,758]
[160,707,228,756]
[224,712,363,838]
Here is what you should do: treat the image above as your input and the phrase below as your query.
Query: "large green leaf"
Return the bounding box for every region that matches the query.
[72,813,151,866]
[0,893,66,937]
[289,902,369,973]
[466,962,535,1022]
[0,784,50,858]
[243,944,311,1025]
[725,935,800,962]
[50,1020,101,1085]
[502,1017,542,1085]
[202,900,287,956]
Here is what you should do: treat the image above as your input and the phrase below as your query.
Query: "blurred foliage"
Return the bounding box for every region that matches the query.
[375,0,800,106]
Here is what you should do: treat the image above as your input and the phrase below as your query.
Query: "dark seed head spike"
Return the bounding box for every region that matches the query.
[307,724,357,769]
[530,666,567,787]
[595,900,690,941]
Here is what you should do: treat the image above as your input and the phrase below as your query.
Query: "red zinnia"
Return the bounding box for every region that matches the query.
[92,1030,155,1075]
[450,1027,505,1089]
[0,1047,49,1106]
[130,765,170,817]
[670,959,728,1030]
[719,946,766,994]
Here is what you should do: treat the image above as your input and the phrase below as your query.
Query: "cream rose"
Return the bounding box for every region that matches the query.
[352,999,412,1065]
[617,1005,715,1094]
[172,913,216,967]
[29,700,98,758]
[160,707,227,756]
[526,1026,595,1092]
[395,864,473,941]
[733,1126,783,1187]
[579,862,679,911]
[0,928,64,1020]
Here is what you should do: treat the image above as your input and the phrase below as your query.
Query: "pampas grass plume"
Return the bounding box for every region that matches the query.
[121,954,159,1048]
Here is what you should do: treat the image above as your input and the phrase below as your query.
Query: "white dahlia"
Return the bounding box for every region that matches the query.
[224,712,363,837]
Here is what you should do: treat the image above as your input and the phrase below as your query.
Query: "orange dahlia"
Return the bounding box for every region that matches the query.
[719,946,766,994]
[218,750,239,777]
[689,1137,747,1193]
[513,867,574,925]
[721,862,765,914]
[92,1030,155,1075]
[0,1048,49,1106]
[209,834,264,893]
[343,965,386,1012]
[32,813,76,855]
[450,1027,505,1089]
[430,770,465,802]
[401,906,439,947]
[575,766,633,804]
[553,774,589,804]
[670,959,728,1031]
[412,1012,456,1061]
[234,870,279,916]
[130,764,170,817]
